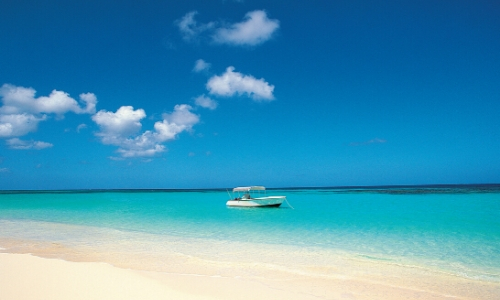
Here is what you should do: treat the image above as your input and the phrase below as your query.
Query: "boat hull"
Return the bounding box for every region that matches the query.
[226,196,285,207]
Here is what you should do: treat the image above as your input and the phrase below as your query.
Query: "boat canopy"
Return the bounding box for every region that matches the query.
[233,186,265,192]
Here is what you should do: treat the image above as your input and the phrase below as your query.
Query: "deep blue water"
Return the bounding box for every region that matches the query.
[1,185,499,280]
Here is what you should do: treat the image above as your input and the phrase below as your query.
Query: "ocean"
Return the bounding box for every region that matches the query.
[1,185,499,288]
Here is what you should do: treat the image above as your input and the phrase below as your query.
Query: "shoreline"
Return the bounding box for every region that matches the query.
[1,218,498,282]
[2,235,499,300]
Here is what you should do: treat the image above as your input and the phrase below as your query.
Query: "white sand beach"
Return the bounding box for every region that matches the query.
[2,252,499,300]
[0,253,331,300]
[0,253,214,300]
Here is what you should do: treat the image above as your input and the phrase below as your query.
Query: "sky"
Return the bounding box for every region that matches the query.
[0,0,499,189]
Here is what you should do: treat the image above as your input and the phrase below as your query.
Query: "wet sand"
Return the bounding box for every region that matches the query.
[1,241,499,300]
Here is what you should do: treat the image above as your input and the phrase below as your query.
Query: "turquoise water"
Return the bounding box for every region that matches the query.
[1,186,499,281]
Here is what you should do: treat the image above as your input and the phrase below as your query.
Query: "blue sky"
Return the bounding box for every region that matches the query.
[1,0,499,189]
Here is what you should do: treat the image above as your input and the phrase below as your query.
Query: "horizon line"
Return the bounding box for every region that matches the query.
[1,183,500,194]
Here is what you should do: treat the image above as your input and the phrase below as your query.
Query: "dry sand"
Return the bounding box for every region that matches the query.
[0,253,214,300]
[0,253,319,300]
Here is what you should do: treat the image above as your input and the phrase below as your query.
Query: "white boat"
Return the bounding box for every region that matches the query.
[226,186,286,207]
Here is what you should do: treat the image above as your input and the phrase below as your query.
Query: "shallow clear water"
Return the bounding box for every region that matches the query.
[1,186,499,281]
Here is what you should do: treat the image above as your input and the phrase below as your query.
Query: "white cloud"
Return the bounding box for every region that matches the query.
[213,10,279,46]
[0,167,9,173]
[176,10,279,47]
[79,93,97,114]
[76,123,87,133]
[6,138,53,150]
[92,106,146,141]
[349,138,387,146]
[108,156,125,161]
[117,143,166,158]
[92,105,199,158]
[0,84,96,115]
[193,59,211,73]
[0,84,97,140]
[0,113,45,137]
[176,11,215,42]
[206,66,275,100]
[156,104,200,141]
[194,94,218,110]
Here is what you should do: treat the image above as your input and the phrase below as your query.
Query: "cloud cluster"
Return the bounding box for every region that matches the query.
[2,9,279,158]
[206,66,275,100]
[0,84,201,158]
[0,84,96,149]
[176,10,279,46]
[92,105,199,158]
[0,84,96,116]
